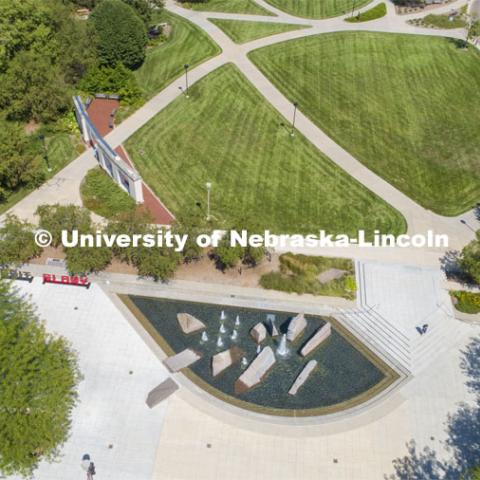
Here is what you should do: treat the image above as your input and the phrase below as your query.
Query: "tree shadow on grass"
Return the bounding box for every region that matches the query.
[385,337,480,479]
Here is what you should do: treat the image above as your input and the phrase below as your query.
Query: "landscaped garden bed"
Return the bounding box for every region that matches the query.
[451,290,480,314]
[260,253,356,299]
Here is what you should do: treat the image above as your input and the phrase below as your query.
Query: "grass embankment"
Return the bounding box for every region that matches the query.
[260,253,356,299]
[249,32,480,215]
[135,10,221,99]
[345,2,386,22]
[451,291,480,314]
[80,167,136,219]
[179,0,273,15]
[264,0,372,18]
[209,19,307,44]
[126,63,405,236]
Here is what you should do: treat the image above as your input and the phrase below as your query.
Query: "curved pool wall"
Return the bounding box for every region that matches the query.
[120,294,399,417]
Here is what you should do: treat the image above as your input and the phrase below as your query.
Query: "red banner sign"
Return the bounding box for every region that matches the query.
[42,274,91,289]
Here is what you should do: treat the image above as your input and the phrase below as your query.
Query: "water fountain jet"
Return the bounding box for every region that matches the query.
[276,334,289,357]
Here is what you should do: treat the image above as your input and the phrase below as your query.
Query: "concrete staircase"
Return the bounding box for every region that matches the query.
[336,307,412,374]
[334,261,464,376]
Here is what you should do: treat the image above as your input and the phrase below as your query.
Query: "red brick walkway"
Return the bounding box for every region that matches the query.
[86,98,174,225]
[86,98,119,137]
[115,146,175,225]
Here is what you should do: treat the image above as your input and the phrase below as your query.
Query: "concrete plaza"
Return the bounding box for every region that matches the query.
[8,262,480,480]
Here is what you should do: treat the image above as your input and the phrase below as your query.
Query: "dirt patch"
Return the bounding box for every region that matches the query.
[174,254,279,288]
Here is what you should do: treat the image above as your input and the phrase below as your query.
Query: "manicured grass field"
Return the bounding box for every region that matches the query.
[180,0,273,15]
[249,32,480,215]
[264,0,371,18]
[134,11,221,99]
[125,64,405,236]
[209,18,307,44]
[345,2,386,22]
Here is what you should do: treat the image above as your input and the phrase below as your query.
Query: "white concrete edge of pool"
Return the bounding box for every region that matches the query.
[104,279,412,435]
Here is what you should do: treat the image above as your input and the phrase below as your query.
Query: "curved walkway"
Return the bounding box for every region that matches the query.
[3,0,478,255]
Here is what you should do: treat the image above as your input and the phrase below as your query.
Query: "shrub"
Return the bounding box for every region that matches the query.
[78,63,144,105]
[451,291,480,314]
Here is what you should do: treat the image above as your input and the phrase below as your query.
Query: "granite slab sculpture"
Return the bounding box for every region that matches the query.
[250,322,267,344]
[287,313,307,342]
[235,346,276,394]
[211,347,243,377]
[177,313,206,334]
[146,378,179,408]
[300,322,332,357]
[288,360,318,395]
[163,348,202,373]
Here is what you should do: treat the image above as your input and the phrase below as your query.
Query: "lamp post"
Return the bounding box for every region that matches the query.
[460,219,477,233]
[290,102,298,136]
[184,63,190,98]
[206,182,212,221]
[38,134,51,172]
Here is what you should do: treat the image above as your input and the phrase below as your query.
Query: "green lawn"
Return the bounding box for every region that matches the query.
[249,32,480,215]
[134,11,221,99]
[0,133,81,215]
[209,18,307,44]
[80,167,136,219]
[345,2,386,22]
[125,64,405,236]
[264,0,371,18]
[179,0,273,15]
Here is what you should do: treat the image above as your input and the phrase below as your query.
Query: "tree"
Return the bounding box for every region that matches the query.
[105,210,153,264]
[132,226,182,281]
[172,211,208,263]
[213,219,266,270]
[459,232,480,284]
[0,281,81,477]
[65,238,112,274]
[122,0,164,26]
[134,244,182,281]
[0,215,42,265]
[36,204,92,248]
[89,0,148,69]
[0,0,92,122]
[0,120,44,198]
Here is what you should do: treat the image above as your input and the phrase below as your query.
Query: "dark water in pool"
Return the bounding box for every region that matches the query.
[128,295,387,412]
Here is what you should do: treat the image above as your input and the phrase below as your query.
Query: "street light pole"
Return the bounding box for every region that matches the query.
[38,134,51,172]
[290,102,298,136]
[460,219,477,233]
[184,63,190,98]
[206,182,212,221]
